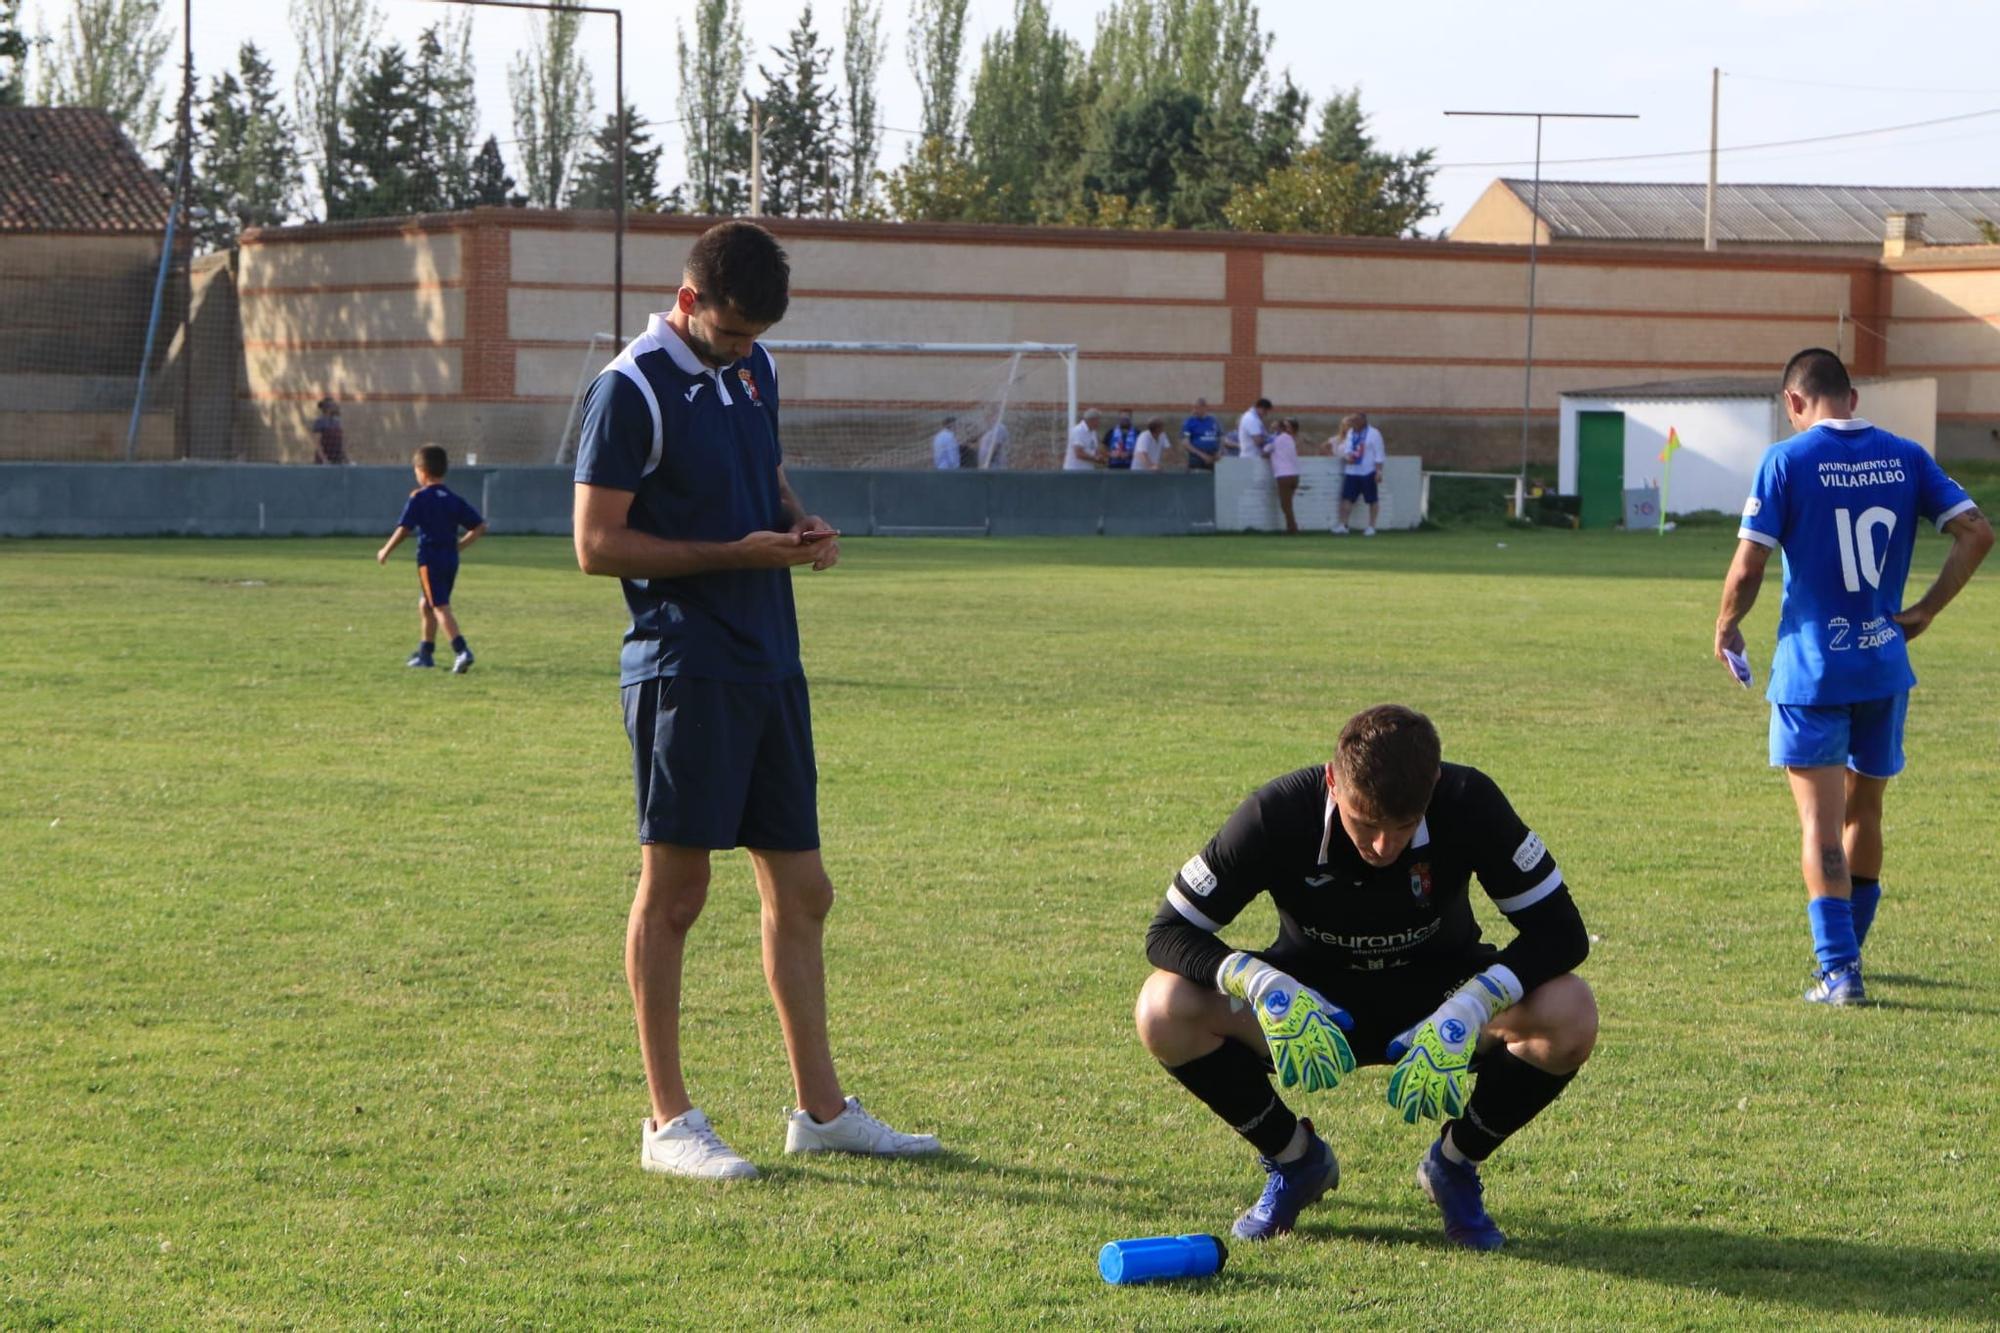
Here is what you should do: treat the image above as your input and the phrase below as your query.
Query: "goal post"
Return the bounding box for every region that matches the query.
[554,337,1081,470]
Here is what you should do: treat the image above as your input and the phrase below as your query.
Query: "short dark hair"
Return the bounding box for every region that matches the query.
[1255,398,1273,410]
[1783,347,1852,402]
[414,445,449,478]
[685,221,790,325]
[1332,704,1441,821]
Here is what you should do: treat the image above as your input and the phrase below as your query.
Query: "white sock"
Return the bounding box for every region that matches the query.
[1273,1121,1311,1163]
[1439,1129,1473,1166]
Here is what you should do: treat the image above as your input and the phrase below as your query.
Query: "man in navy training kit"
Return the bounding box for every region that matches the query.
[376,444,485,672]
[572,220,942,1179]
[1181,397,1222,471]
[1715,348,1990,1006]
[1134,705,1596,1248]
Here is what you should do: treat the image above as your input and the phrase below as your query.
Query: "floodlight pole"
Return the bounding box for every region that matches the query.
[1445,110,1637,484]
[427,0,626,338]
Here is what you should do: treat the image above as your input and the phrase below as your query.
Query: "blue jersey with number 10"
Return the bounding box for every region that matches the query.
[1738,419,1974,706]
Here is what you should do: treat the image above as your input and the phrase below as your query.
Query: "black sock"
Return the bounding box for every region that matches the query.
[1446,1048,1576,1162]
[450,636,468,654]
[418,640,435,657]
[1166,1040,1297,1159]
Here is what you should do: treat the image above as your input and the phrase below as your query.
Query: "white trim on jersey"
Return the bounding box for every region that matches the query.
[1935,497,1977,531]
[605,332,666,479]
[1491,865,1564,914]
[759,342,778,389]
[1167,886,1224,933]
[1736,526,1778,548]
[1318,793,1336,864]
[1411,817,1430,851]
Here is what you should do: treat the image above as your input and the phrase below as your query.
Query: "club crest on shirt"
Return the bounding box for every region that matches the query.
[736,367,762,404]
[1409,862,1432,904]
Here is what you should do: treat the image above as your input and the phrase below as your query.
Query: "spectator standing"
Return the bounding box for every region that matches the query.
[1133,417,1173,471]
[1335,411,1387,536]
[1181,397,1222,471]
[1270,417,1302,533]
[1237,398,1273,462]
[977,419,1010,469]
[1104,411,1139,470]
[311,397,347,465]
[932,416,961,469]
[1065,409,1104,471]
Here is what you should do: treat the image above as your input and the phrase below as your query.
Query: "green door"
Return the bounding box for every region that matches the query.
[1577,411,1625,529]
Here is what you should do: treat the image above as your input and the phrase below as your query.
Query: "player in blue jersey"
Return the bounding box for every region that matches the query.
[376,445,486,672]
[1715,349,1992,1005]
[572,221,941,1180]
[1181,397,1222,471]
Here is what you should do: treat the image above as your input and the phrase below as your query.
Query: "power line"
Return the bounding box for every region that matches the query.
[1727,71,2000,97]
[1433,104,2000,172]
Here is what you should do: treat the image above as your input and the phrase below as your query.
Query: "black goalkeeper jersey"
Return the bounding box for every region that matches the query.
[1149,763,1587,995]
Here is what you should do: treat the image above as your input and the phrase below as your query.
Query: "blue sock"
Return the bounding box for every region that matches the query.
[1807,896,1859,972]
[417,640,435,659]
[1850,879,1882,949]
[450,636,468,655]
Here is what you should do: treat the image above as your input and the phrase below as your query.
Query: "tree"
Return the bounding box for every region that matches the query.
[1221,146,1431,237]
[1,0,33,106]
[758,4,841,217]
[567,102,664,211]
[963,0,1080,224]
[290,0,383,219]
[333,41,424,219]
[676,0,748,215]
[39,0,170,147]
[508,5,594,208]
[465,134,519,207]
[1312,87,1438,235]
[906,0,969,143]
[190,41,302,249]
[1090,86,1201,221]
[410,19,478,211]
[880,133,990,223]
[839,0,885,214]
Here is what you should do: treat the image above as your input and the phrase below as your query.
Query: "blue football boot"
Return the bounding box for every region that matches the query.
[1417,1139,1506,1250]
[1804,962,1866,1006]
[406,650,435,669]
[1233,1119,1338,1241]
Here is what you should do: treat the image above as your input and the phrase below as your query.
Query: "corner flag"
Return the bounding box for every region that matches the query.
[1656,427,1681,534]
[1658,427,1682,463]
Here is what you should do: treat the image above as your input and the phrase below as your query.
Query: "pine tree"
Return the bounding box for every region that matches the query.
[1313,88,1438,235]
[190,41,303,249]
[465,134,519,207]
[289,0,383,219]
[567,103,664,211]
[757,4,841,217]
[410,19,478,211]
[963,0,1079,224]
[676,0,748,215]
[0,0,32,106]
[333,41,424,219]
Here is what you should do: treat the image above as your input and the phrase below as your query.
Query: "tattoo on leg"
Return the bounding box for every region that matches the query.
[1819,843,1847,881]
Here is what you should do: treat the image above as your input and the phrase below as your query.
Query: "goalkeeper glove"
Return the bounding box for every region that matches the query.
[1217,952,1357,1093]
[1384,967,1524,1124]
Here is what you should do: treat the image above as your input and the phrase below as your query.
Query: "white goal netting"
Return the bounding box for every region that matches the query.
[556,338,1079,470]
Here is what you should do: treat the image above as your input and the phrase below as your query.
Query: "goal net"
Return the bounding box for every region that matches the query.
[555,339,1080,470]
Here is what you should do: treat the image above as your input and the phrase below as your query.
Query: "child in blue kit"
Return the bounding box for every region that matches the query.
[376,445,487,672]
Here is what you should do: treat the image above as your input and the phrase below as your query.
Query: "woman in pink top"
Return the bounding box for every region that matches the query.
[1269,417,1302,533]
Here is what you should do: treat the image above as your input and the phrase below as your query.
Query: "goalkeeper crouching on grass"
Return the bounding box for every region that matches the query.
[1134,705,1595,1249]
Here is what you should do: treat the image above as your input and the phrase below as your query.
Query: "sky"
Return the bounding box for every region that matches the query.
[22,0,2000,229]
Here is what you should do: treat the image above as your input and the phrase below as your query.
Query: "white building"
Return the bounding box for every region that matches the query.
[1557,375,1939,527]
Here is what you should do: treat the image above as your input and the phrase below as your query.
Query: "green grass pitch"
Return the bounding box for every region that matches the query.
[3,529,1998,1327]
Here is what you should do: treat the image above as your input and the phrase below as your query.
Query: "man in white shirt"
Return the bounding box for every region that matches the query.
[1065,409,1103,471]
[976,419,1010,469]
[1335,412,1387,535]
[932,416,961,469]
[1132,416,1172,471]
[1237,398,1274,461]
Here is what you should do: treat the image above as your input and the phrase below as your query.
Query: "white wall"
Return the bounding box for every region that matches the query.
[1215,455,1422,531]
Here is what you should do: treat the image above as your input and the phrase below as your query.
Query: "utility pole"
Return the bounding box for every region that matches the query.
[749,100,764,218]
[177,0,193,458]
[1445,109,1638,483]
[1704,68,1720,252]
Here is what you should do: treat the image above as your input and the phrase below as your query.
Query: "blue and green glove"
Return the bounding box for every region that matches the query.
[1384,966,1523,1123]
[1218,952,1357,1093]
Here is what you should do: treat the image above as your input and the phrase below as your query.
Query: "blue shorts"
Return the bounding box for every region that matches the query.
[1341,474,1378,504]
[417,558,458,607]
[1769,694,1908,778]
[622,674,820,850]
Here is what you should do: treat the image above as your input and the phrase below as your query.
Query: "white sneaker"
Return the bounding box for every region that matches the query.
[784,1096,943,1157]
[1363,527,1377,537]
[1331,524,1350,535]
[640,1109,758,1179]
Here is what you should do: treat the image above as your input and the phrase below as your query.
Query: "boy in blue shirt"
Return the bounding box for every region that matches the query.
[1714,349,1991,1005]
[376,444,487,672]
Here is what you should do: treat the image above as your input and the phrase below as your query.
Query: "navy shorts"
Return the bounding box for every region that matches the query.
[1769,693,1908,778]
[622,674,820,850]
[1341,474,1379,504]
[1254,944,1502,1066]
[418,558,458,607]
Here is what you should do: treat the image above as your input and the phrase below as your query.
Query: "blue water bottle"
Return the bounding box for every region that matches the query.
[1097,1233,1228,1285]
